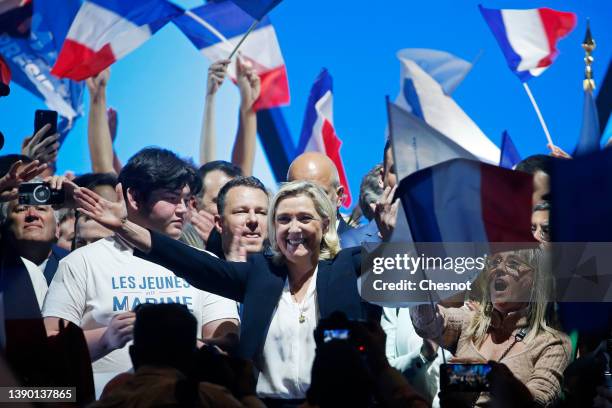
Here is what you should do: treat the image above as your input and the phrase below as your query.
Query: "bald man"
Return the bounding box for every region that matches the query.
[287,152,353,234]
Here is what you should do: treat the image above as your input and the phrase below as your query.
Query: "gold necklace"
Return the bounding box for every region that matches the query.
[292,293,306,324]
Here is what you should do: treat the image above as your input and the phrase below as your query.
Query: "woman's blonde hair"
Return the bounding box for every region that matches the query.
[267,180,341,264]
[467,247,558,345]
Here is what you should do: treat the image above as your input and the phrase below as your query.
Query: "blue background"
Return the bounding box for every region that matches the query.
[1,0,611,209]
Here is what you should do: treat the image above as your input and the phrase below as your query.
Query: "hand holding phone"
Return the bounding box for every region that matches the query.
[440,363,492,392]
[22,110,60,163]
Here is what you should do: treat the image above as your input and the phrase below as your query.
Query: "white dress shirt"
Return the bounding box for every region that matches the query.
[256,267,319,398]
[20,257,49,309]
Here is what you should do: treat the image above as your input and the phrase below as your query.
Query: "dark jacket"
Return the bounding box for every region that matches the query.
[139,230,376,361]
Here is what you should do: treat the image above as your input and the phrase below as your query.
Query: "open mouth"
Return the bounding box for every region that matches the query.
[287,238,305,246]
[494,278,508,291]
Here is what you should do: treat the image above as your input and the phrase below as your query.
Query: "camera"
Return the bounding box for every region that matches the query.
[440,363,492,392]
[18,182,64,205]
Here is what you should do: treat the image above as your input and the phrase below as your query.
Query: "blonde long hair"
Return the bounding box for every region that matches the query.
[466,247,559,345]
[267,181,341,264]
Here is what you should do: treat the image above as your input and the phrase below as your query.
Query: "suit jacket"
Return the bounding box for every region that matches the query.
[340,220,381,248]
[336,211,353,235]
[139,230,375,361]
[44,244,69,285]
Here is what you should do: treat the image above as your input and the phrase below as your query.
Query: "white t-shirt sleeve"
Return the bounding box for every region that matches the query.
[197,291,240,327]
[42,254,88,326]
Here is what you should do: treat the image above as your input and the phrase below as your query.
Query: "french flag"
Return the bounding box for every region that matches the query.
[479,5,576,81]
[298,69,352,207]
[173,1,289,110]
[398,158,535,244]
[52,0,182,81]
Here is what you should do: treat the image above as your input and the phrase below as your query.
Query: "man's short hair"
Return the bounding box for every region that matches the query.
[515,154,552,175]
[118,148,198,205]
[216,176,268,216]
[197,160,242,196]
[74,172,118,190]
[359,163,383,221]
[132,303,197,369]
[0,154,32,176]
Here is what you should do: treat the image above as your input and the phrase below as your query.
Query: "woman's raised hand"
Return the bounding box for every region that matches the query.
[74,183,128,231]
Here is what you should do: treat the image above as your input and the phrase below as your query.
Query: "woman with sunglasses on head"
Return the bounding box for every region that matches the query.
[411,248,571,407]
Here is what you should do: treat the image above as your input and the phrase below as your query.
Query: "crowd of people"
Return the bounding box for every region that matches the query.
[0,57,611,408]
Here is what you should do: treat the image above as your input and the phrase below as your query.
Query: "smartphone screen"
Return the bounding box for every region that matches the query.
[440,363,492,392]
[323,329,350,343]
[34,109,58,139]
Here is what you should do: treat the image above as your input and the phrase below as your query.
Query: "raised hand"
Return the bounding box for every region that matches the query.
[0,160,48,202]
[207,59,230,96]
[226,226,247,262]
[547,143,572,159]
[101,312,135,351]
[374,185,399,241]
[74,183,127,231]
[236,56,261,112]
[21,123,60,164]
[191,209,216,243]
[86,68,110,101]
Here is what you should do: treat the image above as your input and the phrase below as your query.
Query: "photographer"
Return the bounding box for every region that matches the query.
[0,158,76,309]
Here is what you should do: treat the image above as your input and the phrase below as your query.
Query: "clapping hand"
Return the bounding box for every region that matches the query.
[226,226,247,262]
[74,183,128,231]
[0,160,48,202]
[102,312,135,351]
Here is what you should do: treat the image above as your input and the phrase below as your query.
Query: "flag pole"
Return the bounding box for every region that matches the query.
[522,82,554,146]
[228,20,260,59]
[385,95,394,142]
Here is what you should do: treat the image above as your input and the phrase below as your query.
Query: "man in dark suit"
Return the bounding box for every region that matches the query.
[0,191,68,310]
[287,152,353,234]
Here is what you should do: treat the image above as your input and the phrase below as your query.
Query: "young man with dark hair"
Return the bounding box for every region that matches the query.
[214,176,269,259]
[43,148,240,397]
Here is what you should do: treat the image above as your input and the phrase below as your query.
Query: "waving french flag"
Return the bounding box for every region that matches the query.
[298,69,352,207]
[52,0,182,81]
[173,1,289,110]
[398,158,534,244]
[479,5,576,81]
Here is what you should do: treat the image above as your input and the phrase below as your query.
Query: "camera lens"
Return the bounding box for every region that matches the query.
[33,185,51,203]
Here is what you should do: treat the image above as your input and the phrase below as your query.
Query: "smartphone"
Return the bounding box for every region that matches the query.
[34,109,58,139]
[440,363,492,392]
[323,329,350,343]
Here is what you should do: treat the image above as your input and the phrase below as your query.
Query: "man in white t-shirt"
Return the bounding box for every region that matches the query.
[42,148,239,396]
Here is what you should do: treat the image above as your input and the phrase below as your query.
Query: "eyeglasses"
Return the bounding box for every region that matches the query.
[485,256,533,275]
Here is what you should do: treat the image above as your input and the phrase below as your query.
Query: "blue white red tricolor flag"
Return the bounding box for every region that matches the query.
[298,69,352,207]
[395,49,499,164]
[398,158,534,244]
[230,0,283,20]
[52,0,182,81]
[479,5,576,82]
[173,1,289,111]
[499,130,521,169]
[0,0,84,142]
